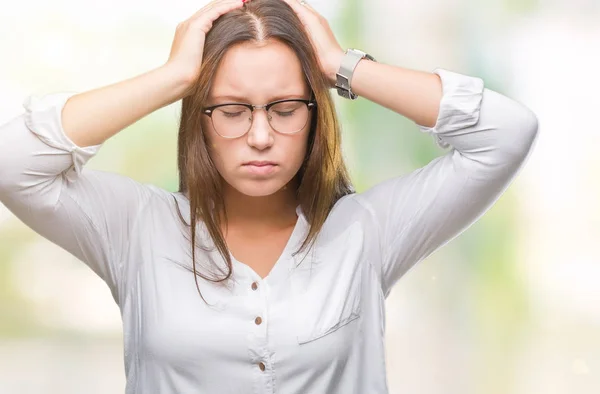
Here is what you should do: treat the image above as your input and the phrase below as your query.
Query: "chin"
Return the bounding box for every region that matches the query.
[229,178,289,197]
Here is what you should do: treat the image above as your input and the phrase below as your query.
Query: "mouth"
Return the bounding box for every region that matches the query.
[242,161,278,176]
[242,161,278,167]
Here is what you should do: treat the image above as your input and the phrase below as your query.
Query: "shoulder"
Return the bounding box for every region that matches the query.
[321,192,379,236]
[141,186,188,220]
[328,192,375,222]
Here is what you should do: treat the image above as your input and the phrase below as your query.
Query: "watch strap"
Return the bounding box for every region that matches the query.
[335,49,375,100]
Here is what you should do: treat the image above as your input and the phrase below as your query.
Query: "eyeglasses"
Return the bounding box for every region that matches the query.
[202,98,317,139]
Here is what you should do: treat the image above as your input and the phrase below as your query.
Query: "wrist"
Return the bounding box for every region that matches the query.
[326,50,345,88]
[159,63,195,100]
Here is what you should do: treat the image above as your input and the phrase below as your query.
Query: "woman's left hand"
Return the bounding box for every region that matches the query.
[280,0,345,88]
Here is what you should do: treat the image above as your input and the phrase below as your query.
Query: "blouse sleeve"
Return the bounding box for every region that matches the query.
[0,92,154,301]
[354,68,539,298]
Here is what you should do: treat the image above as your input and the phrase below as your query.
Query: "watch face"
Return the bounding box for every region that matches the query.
[336,72,350,87]
[336,87,357,100]
[336,86,350,99]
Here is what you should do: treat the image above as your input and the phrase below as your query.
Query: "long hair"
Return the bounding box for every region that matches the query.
[173,0,354,300]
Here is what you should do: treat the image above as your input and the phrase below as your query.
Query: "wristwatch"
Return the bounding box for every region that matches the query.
[335,48,376,100]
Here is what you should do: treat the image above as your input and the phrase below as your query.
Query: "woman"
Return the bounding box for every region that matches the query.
[0,0,539,393]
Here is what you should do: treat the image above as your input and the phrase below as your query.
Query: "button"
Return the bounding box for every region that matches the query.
[251,282,258,291]
[258,362,266,371]
[255,316,262,325]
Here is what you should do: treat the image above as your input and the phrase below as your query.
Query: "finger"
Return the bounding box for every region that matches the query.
[187,1,247,34]
[280,0,323,30]
[190,0,244,20]
[297,0,317,13]
[197,0,244,15]
[280,0,318,17]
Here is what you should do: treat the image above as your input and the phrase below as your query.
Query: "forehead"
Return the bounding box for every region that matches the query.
[209,39,309,102]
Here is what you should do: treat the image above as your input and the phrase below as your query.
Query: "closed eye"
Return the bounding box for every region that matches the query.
[274,110,297,117]
[220,110,245,118]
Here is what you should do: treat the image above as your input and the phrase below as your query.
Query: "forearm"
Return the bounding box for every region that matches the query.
[328,59,442,128]
[62,65,190,148]
[327,57,538,168]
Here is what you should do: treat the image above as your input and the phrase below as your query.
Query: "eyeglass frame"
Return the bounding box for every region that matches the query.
[201,97,317,139]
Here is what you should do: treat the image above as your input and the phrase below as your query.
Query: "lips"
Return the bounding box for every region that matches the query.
[242,161,277,167]
[242,161,278,176]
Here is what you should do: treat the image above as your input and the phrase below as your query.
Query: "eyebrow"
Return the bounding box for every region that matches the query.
[211,93,308,103]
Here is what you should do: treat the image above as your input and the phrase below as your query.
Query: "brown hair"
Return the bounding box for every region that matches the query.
[173,0,354,300]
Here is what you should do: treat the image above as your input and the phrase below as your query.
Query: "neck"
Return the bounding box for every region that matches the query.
[183,181,300,232]
[221,182,299,231]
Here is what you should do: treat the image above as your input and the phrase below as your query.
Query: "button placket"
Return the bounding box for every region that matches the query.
[249,279,266,332]
[248,276,270,379]
[246,277,275,394]
[253,286,267,338]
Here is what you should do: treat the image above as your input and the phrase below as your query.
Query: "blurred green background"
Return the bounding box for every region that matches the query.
[1,0,599,393]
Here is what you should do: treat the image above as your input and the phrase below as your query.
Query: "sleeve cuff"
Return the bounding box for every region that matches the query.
[23,92,104,182]
[416,68,484,149]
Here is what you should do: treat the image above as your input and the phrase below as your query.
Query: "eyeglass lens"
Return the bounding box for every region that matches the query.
[211,101,310,138]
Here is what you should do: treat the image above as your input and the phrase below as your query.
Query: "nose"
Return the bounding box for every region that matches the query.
[246,108,274,150]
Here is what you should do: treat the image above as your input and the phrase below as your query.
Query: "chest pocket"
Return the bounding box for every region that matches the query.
[290,222,364,345]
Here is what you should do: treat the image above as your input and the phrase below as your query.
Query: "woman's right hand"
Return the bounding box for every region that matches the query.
[165,0,248,92]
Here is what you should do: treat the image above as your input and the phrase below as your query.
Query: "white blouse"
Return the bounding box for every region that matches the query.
[0,68,539,394]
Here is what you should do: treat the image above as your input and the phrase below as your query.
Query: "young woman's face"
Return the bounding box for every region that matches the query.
[203,39,313,198]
